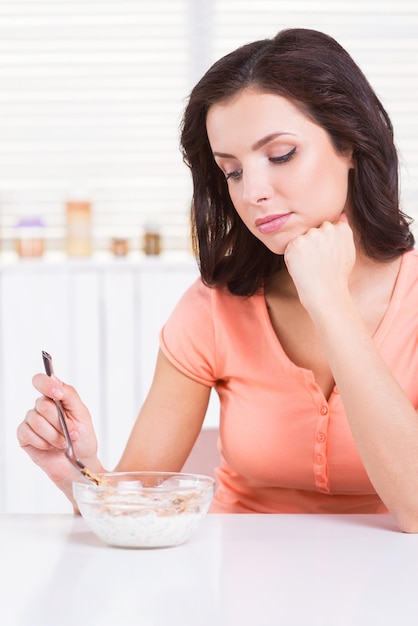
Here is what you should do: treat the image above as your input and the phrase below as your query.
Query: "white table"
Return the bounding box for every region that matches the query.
[1,513,417,625]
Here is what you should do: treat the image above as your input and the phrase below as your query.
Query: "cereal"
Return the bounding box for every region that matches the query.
[80,466,106,485]
[73,472,215,548]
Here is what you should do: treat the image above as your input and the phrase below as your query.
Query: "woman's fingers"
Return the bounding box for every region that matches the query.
[33,373,87,417]
[18,405,65,450]
[284,219,356,312]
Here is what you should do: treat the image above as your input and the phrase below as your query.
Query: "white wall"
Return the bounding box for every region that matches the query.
[0,255,219,513]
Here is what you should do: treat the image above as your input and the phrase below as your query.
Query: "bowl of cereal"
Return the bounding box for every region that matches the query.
[73,471,215,548]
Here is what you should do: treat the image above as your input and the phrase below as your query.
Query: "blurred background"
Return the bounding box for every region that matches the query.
[0,0,417,256]
[0,0,417,513]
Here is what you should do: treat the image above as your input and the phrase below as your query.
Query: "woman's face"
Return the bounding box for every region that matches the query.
[206,89,353,255]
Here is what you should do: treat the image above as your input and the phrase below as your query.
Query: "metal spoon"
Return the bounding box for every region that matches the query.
[42,351,102,485]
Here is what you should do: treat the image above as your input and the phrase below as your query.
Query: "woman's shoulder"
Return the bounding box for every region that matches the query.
[399,248,418,285]
[166,278,264,335]
[389,249,418,315]
[181,277,261,306]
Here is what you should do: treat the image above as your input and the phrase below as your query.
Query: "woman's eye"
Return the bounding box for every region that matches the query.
[224,147,296,181]
[270,147,297,164]
[225,169,242,181]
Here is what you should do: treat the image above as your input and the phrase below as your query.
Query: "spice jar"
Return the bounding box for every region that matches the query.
[15,217,45,258]
[111,237,129,257]
[143,224,161,256]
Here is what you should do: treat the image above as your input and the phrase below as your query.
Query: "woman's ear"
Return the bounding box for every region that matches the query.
[342,146,355,170]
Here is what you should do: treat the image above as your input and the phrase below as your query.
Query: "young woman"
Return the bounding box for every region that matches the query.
[17,29,418,531]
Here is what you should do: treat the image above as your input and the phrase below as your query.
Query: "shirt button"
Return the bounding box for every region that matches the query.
[316,454,324,465]
[320,406,328,416]
[316,432,327,443]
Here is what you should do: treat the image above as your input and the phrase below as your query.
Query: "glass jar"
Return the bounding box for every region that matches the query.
[15,217,45,258]
[143,224,161,256]
[66,199,92,257]
[111,237,129,257]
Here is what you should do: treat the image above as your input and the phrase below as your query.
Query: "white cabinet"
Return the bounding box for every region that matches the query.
[0,255,219,513]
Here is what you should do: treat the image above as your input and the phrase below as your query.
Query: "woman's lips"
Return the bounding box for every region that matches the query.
[255,213,292,234]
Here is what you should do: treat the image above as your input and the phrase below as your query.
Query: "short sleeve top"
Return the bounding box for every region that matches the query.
[160,250,418,513]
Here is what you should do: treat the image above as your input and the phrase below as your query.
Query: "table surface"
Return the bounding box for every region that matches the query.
[1,513,417,626]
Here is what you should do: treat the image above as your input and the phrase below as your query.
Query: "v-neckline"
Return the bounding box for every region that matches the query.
[258,251,409,398]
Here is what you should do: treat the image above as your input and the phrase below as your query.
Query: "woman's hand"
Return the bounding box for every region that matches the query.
[284,214,356,314]
[17,373,102,504]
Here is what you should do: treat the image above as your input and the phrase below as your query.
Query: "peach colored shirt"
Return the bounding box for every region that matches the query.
[160,250,418,514]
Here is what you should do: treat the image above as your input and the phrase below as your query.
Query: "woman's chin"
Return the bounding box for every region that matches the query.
[260,237,290,256]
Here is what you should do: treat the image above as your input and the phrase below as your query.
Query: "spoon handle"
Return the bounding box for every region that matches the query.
[42,351,73,448]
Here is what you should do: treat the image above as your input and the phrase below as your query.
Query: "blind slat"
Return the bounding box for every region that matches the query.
[0,0,416,253]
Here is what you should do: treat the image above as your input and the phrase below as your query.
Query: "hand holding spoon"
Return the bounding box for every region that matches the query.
[42,351,103,486]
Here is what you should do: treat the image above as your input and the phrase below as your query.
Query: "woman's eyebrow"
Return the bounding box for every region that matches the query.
[251,131,295,151]
[212,132,296,158]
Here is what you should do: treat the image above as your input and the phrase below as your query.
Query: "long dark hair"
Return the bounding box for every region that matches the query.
[180,28,414,296]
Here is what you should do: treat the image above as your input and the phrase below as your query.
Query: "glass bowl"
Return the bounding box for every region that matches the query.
[73,471,215,548]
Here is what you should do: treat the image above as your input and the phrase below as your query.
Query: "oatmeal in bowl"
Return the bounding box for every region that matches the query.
[73,471,215,548]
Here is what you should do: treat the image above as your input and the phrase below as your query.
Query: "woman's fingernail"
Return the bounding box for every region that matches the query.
[51,387,64,399]
[51,374,63,385]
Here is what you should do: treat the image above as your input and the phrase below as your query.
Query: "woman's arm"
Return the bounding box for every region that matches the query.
[311,289,418,532]
[285,219,418,533]
[115,349,211,472]
[17,349,211,507]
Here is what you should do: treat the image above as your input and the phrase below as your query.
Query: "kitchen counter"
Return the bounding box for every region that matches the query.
[1,513,417,625]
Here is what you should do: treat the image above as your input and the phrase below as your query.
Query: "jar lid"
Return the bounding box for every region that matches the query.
[15,217,45,228]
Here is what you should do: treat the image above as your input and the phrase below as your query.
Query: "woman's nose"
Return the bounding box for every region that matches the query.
[241,169,273,205]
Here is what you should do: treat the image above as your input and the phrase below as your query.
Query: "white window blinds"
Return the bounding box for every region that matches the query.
[0,1,417,254]
[0,0,192,252]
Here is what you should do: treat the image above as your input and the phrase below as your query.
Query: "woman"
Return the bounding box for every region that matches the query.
[17,29,418,531]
